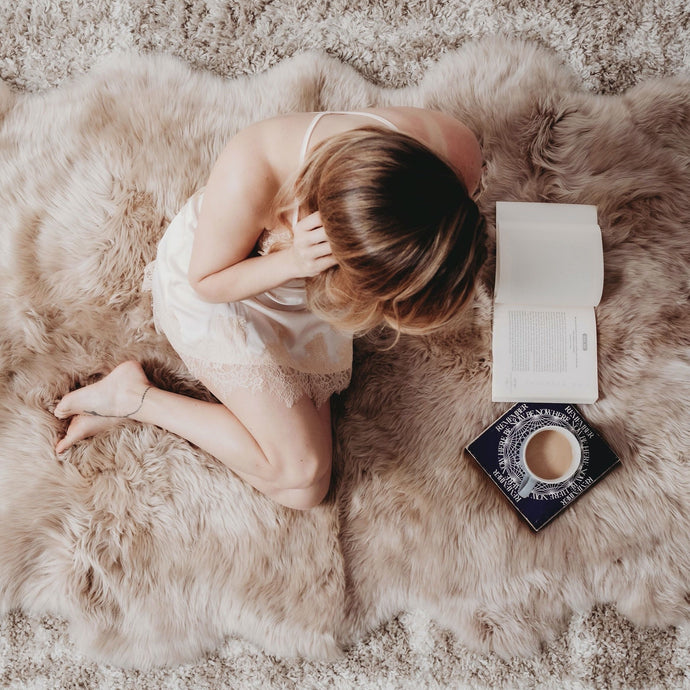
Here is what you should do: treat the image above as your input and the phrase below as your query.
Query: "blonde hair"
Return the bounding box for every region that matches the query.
[275,126,486,335]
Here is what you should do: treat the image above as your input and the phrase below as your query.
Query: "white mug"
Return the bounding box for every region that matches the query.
[517,425,581,498]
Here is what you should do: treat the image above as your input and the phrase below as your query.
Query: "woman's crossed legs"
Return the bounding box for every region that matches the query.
[54,361,333,510]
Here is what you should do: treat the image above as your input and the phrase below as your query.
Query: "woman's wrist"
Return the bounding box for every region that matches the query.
[281,246,307,281]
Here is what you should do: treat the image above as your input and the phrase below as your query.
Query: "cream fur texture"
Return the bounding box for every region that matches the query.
[0,38,689,668]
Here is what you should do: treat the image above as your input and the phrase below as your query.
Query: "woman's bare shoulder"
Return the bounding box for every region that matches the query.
[202,114,312,220]
[228,113,320,178]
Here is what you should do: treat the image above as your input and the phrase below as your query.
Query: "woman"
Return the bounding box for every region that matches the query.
[54,108,485,510]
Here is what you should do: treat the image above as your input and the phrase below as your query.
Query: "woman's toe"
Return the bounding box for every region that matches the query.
[54,393,76,419]
[55,414,115,454]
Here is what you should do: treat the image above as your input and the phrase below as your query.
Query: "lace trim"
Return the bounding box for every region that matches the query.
[142,261,156,292]
[258,227,293,255]
[181,354,351,408]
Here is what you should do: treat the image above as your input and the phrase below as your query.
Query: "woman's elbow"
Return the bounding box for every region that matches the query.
[188,273,218,303]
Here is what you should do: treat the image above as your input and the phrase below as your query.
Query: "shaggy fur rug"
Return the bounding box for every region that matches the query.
[1,34,689,675]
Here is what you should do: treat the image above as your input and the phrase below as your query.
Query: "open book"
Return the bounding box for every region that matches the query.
[491,202,603,404]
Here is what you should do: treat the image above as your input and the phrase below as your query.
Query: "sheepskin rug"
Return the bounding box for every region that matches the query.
[0,38,688,668]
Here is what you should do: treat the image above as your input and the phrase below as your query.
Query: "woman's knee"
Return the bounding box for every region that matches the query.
[267,446,332,509]
[276,472,331,511]
[279,446,331,490]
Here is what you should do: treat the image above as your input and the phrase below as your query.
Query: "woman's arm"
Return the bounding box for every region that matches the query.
[187,122,335,303]
[192,248,299,303]
[190,212,336,303]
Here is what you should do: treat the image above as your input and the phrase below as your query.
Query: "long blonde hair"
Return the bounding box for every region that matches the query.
[274,126,486,335]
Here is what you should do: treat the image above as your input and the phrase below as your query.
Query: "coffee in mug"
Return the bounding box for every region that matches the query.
[518,425,581,498]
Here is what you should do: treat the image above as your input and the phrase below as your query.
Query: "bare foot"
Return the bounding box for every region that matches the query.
[54,361,152,453]
[55,414,123,454]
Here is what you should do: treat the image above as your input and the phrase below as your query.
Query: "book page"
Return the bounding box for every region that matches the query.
[495,203,603,307]
[491,303,599,403]
[496,201,598,226]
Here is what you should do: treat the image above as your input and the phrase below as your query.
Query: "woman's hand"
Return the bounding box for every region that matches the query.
[289,211,338,278]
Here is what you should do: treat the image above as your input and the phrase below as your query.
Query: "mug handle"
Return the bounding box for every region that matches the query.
[518,473,537,498]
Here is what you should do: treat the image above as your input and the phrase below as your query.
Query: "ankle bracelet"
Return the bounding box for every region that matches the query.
[122,385,152,418]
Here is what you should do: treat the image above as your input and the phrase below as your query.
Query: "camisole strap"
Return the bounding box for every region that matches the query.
[292,111,399,228]
[297,112,330,166]
[298,111,399,165]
